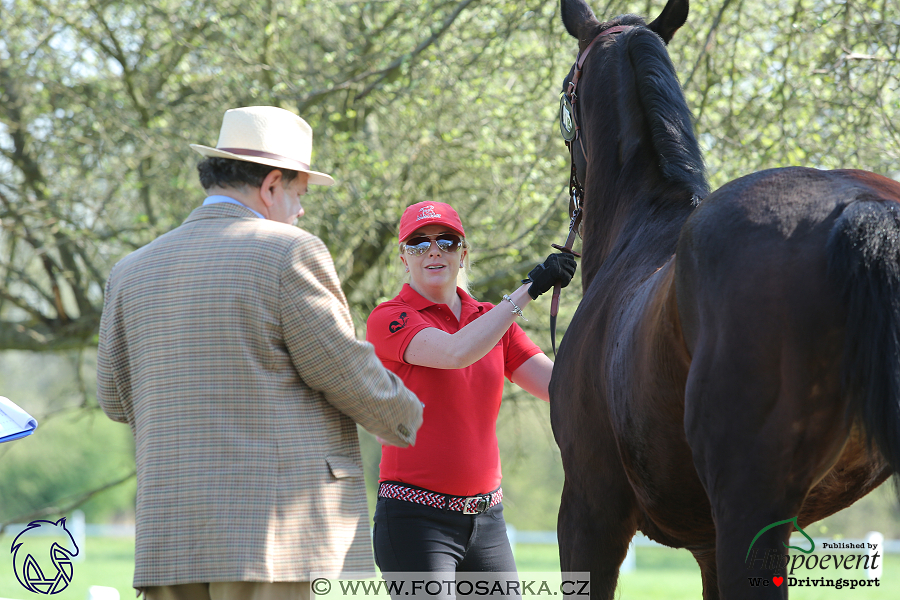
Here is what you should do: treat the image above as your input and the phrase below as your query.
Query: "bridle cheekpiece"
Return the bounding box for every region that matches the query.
[558,24,634,224]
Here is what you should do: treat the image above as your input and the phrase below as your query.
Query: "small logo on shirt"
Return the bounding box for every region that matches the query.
[389,312,409,333]
[416,205,441,221]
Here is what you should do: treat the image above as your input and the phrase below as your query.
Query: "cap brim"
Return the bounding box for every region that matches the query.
[190,144,335,186]
[399,223,466,242]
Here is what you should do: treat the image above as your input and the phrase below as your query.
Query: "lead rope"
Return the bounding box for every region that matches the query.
[548,142,583,355]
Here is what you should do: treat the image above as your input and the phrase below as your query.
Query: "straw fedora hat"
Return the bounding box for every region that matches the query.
[190,106,335,186]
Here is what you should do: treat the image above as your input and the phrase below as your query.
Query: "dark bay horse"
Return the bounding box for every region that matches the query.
[550,1,900,598]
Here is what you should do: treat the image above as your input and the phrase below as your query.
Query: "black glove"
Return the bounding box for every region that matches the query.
[525,252,578,300]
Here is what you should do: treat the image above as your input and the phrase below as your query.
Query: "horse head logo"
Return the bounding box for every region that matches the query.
[745,516,815,562]
[10,517,80,594]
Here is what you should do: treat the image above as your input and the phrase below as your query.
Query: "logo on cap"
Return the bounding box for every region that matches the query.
[416,205,441,221]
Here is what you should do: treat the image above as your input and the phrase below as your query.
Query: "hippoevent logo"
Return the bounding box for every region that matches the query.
[10,518,80,594]
[745,516,881,591]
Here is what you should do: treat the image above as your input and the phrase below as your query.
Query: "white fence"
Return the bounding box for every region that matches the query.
[506,526,900,552]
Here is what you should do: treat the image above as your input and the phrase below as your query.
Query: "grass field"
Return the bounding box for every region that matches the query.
[1,536,896,599]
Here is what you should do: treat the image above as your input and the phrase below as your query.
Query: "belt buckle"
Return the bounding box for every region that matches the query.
[463,494,490,515]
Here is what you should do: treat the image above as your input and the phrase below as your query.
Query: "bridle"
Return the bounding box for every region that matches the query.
[549,23,634,353]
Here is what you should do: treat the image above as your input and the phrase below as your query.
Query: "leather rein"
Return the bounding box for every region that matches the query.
[550,24,633,353]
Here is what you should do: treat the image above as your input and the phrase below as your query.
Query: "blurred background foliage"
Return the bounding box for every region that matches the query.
[1,0,899,532]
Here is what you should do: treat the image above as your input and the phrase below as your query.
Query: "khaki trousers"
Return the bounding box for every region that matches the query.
[141,582,311,600]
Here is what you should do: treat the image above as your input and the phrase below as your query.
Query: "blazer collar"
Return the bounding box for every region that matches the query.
[183,202,263,224]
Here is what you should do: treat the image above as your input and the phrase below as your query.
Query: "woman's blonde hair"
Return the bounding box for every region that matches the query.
[457,242,472,295]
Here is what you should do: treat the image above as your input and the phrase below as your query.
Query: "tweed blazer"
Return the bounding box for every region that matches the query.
[97,203,423,586]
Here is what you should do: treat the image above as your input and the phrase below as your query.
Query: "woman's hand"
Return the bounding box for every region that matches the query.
[525,253,578,299]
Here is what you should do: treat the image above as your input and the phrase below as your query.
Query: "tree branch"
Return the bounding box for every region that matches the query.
[296,0,480,110]
[354,0,479,101]
[0,316,100,351]
[0,470,136,535]
[683,0,737,89]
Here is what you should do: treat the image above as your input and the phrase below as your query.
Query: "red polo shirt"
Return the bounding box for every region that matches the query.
[366,284,542,496]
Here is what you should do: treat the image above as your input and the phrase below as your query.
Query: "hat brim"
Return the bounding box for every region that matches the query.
[190,144,335,186]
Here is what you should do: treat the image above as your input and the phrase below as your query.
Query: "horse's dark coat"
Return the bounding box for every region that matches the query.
[552,2,900,599]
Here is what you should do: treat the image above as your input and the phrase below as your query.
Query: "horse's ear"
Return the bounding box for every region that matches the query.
[561,0,601,45]
[648,0,689,44]
[56,517,67,527]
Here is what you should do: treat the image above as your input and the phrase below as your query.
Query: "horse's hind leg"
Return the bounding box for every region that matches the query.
[686,368,801,598]
[557,471,638,599]
[683,325,848,599]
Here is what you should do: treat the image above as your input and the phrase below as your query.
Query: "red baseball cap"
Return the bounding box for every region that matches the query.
[398,201,466,242]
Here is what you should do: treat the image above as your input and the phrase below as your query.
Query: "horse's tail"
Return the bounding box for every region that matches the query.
[827,199,900,478]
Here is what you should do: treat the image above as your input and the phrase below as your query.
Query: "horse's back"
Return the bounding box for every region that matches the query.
[676,167,900,355]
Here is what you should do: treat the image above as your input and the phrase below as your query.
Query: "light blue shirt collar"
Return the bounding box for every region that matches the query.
[202,195,266,219]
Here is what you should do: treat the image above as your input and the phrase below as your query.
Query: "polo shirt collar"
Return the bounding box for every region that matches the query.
[398,283,486,321]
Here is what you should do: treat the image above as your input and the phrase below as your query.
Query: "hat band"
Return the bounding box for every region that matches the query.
[219,148,311,172]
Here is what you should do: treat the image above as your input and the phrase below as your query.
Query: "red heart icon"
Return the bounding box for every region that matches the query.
[773,577,784,587]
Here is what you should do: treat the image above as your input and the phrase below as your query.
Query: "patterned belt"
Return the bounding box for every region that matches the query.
[378,481,503,515]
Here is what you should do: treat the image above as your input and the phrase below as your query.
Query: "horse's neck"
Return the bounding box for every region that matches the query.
[580,194,692,290]
[577,85,705,289]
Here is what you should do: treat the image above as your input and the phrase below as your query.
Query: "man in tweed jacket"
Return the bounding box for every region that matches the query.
[97,107,423,600]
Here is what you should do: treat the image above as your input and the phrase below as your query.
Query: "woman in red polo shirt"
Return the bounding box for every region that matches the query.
[365,201,576,578]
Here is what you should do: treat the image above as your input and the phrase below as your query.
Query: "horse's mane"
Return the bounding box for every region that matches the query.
[601,22,709,200]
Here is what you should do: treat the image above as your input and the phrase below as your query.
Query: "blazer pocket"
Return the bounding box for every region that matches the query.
[326,455,364,479]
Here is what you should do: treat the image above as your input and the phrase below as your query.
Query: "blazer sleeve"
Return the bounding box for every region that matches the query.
[279,234,423,447]
[96,267,130,424]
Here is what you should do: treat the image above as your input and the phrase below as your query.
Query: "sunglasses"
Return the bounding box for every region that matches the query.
[402,233,466,256]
